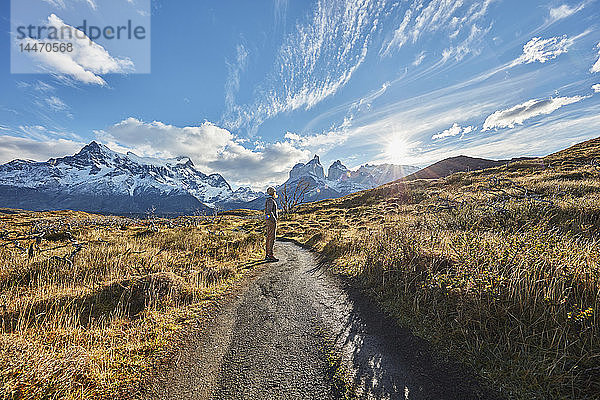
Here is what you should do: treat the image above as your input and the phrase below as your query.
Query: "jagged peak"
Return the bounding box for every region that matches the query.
[79,141,111,154]
[330,160,346,168]
[176,156,194,166]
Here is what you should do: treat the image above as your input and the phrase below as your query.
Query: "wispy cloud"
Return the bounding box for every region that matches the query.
[41,0,66,7]
[42,0,97,9]
[85,0,97,10]
[482,96,589,130]
[413,51,426,66]
[224,43,249,116]
[284,128,349,154]
[592,42,600,73]
[44,96,69,111]
[224,0,386,134]
[441,23,492,63]
[398,110,600,167]
[17,81,56,92]
[303,67,575,166]
[21,14,133,85]
[380,0,494,57]
[593,84,600,93]
[274,0,288,28]
[548,2,587,22]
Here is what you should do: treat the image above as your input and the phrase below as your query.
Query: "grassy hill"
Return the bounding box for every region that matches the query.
[273,136,600,399]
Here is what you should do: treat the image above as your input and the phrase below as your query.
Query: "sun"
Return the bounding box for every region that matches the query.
[383,134,411,164]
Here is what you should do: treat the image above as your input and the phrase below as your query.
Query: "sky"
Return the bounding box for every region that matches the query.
[0,0,599,189]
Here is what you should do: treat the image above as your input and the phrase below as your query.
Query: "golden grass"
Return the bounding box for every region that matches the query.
[0,211,264,399]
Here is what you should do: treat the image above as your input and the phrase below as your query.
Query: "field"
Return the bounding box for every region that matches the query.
[274,137,600,399]
[1,137,599,399]
[0,210,263,399]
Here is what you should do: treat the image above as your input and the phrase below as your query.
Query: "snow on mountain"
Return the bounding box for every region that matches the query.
[0,143,420,214]
[289,155,325,181]
[327,160,349,181]
[357,163,421,186]
[229,186,264,202]
[0,141,233,208]
[278,155,420,203]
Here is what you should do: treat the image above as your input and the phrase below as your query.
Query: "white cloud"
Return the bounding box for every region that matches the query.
[380,0,494,57]
[224,43,249,123]
[442,23,492,63]
[41,0,97,9]
[22,14,133,85]
[482,96,589,130]
[432,123,461,139]
[432,123,475,140]
[17,81,55,92]
[512,35,574,65]
[274,0,288,27]
[96,118,309,188]
[380,9,412,57]
[224,0,386,134]
[0,135,84,164]
[44,96,68,111]
[284,129,349,153]
[42,0,66,7]
[591,43,600,73]
[511,30,591,67]
[593,84,600,93]
[16,125,80,142]
[548,2,586,22]
[413,51,426,66]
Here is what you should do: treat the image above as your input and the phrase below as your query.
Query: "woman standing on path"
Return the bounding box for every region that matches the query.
[265,187,279,262]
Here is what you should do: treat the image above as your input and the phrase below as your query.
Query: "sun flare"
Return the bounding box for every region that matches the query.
[384,134,411,164]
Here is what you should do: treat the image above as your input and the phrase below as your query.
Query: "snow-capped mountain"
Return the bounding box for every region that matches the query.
[229,186,265,202]
[275,155,420,203]
[289,155,326,181]
[0,142,262,215]
[0,143,418,214]
[357,163,421,186]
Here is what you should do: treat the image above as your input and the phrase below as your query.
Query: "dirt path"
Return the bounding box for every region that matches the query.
[147,241,501,400]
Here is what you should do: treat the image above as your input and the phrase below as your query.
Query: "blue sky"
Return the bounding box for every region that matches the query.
[0,0,599,189]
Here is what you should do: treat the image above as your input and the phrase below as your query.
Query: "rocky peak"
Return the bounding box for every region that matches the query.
[327,160,349,181]
[289,154,325,180]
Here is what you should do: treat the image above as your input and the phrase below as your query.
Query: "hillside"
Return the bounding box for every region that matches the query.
[272,136,600,400]
[403,155,532,180]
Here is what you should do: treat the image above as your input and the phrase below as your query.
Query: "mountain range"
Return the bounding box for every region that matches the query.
[0,142,420,215]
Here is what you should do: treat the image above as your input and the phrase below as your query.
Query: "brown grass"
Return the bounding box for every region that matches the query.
[0,211,264,399]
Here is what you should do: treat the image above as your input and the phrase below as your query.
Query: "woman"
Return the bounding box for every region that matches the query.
[264,187,279,262]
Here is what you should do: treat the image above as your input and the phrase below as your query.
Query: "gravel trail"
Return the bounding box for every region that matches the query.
[148,241,501,400]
